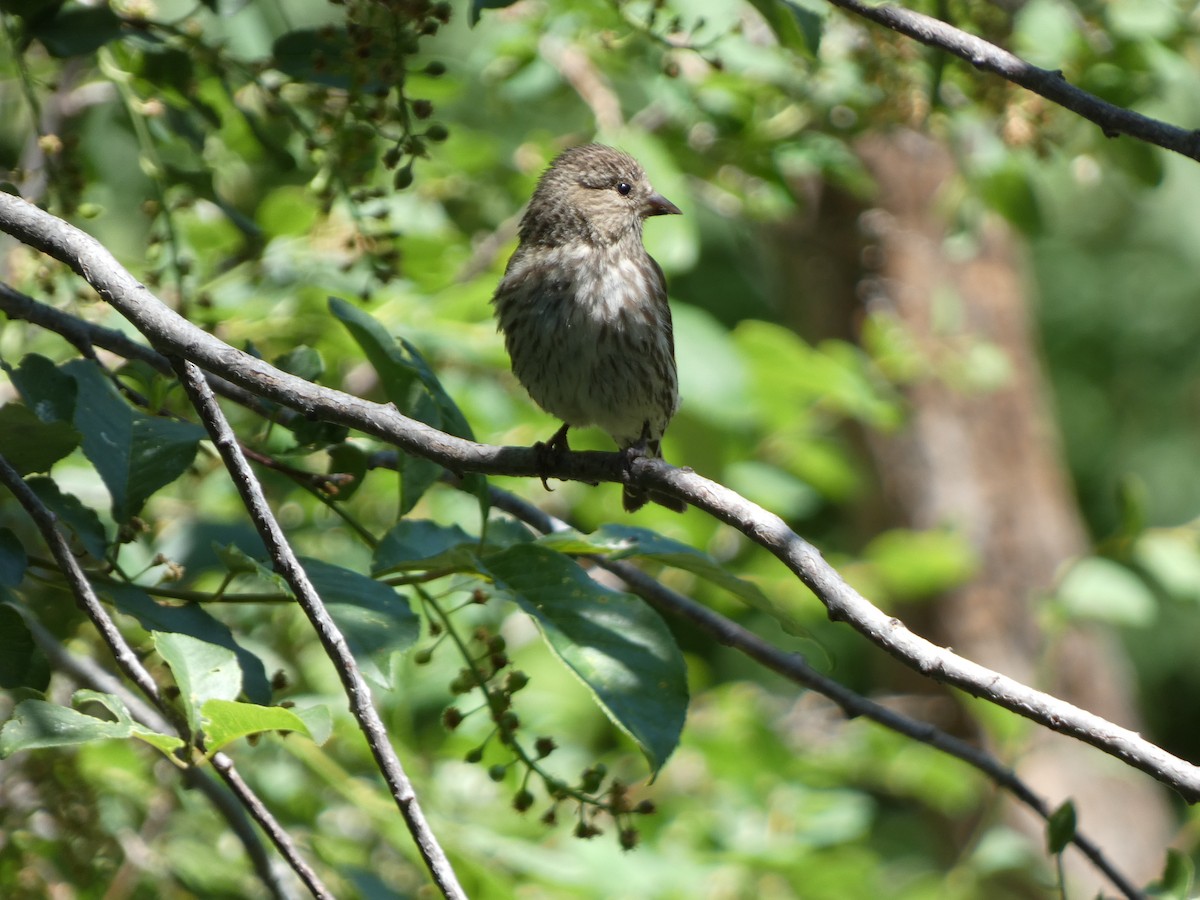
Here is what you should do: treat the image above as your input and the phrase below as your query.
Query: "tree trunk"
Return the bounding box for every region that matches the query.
[777,128,1173,890]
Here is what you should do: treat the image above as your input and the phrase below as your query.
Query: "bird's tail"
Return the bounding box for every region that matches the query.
[623,441,686,513]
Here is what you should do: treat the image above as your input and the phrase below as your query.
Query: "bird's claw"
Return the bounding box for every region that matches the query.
[533,424,571,492]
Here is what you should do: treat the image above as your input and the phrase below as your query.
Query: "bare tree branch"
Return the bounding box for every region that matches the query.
[18,614,295,900]
[481,483,1144,900]
[0,192,1197,803]
[168,357,466,900]
[0,287,1145,898]
[823,0,1200,160]
[0,453,334,900]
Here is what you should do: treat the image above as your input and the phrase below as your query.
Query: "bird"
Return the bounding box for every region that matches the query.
[491,143,685,512]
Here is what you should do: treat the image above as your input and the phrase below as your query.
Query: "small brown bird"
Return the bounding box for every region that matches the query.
[492,144,685,512]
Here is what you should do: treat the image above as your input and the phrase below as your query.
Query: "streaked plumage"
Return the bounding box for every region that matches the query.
[492,144,684,512]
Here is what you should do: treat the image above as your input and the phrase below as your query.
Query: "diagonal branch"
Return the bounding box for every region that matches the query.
[822,0,1200,161]
[0,453,334,900]
[1,191,1198,803]
[168,356,466,900]
[19,614,293,900]
[482,483,1144,900]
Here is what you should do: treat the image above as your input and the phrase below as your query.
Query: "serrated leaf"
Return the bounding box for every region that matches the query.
[64,361,204,521]
[481,544,687,773]
[154,632,242,734]
[1046,799,1076,854]
[537,524,810,634]
[373,520,478,573]
[300,558,420,688]
[200,699,312,755]
[0,404,80,474]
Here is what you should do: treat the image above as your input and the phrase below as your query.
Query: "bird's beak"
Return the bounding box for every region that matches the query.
[643,192,682,217]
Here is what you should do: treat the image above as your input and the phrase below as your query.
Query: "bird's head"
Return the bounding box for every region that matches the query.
[520,144,681,246]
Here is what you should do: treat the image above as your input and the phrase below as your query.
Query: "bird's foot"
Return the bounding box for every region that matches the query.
[533,423,571,492]
[622,421,685,513]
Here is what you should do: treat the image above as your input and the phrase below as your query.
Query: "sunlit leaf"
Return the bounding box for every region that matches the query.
[481,544,687,773]
[300,558,420,688]
[200,699,312,755]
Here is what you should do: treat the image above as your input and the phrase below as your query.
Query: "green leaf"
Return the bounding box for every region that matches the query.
[0,604,49,691]
[0,692,181,757]
[257,185,320,238]
[399,454,443,516]
[862,528,978,602]
[373,519,478,573]
[979,161,1043,235]
[537,524,811,635]
[24,477,108,560]
[7,353,77,422]
[64,361,204,521]
[1054,557,1157,626]
[1133,531,1200,603]
[748,0,822,55]
[0,404,80,474]
[0,699,129,756]
[300,558,420,688]
[273,345,325,382]
[213,542,284,584]
[200,699,312,755]
[1046,799,1076,854]
[153,632,242,734]
[0,529,28,587]
[1148,849,1193,900]
[327,443,368,502]
[29,3,123,57]
[107,584,272,704]
[292,704,333,747]
[481,544,687,773]
[329,296,488,517]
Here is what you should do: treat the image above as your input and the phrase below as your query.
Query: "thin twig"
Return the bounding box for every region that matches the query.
[823,0,1200,161]
[0,454,333,900]
[19,614,295,900]
[168,357,466,900]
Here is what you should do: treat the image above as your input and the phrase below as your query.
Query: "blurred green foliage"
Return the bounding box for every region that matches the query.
[2,0,1200,897]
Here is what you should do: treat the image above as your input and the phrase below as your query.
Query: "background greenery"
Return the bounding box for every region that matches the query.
[2,0,1200,896]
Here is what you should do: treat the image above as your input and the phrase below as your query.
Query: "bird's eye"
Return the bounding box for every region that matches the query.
[616,182,632,196]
